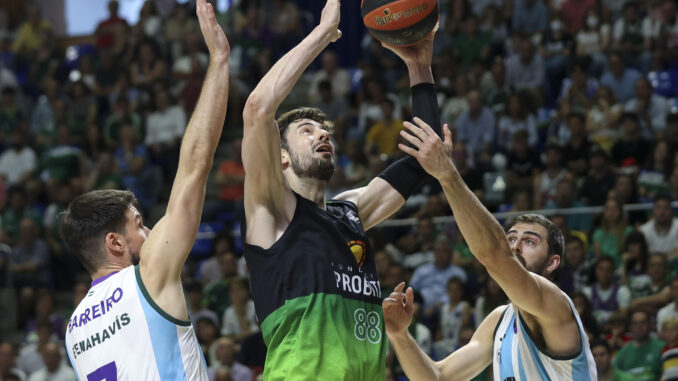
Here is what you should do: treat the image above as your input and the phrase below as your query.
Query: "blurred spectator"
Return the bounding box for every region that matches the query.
[473,277,507,328]
[130,39,167,91]
[479,56,509,114]
[558,235,595,295]
[583,255,630,325]
[614,310,665,381]
[612,2,646,66]
[545,179,592,232]
[212,367,232,381]
[114,125,158,211]
[398,215,437,268]
[164,3,199,59]
[308,51,350,105]
[496,93,538,152]
[433,278,471,358]
[312,80,349,130]
[659,0,678,54]
[38,125,86,193]
[441,75,470,123]
[559,62,598,113]
[579,145,616,206]
[572,290,600,338]
[561,0,596,33]
[511,0,548,36]
[269,0,303,56]
[0,343,26,381]
[365,99,403,159]
[506,130,541,192]
[137,1,162,40]
[621,233,657,297]
[592,198,632,266]
[357,78,401,132]
[542,14,574,94]
[11,6,51,59]
[186,280,219,328]
[505,36,545,92]
[203,252,239,318]
[625,78,669,136]
[591,339,635,381]
[0,87,23,139]
[453,15,490,68]
[84,151,122,192]
[658,278,678,331]
[1,187,42,246]
[172,32,208,83]
[660,317,678,379]
[409,234,467,311]
[103,96,142,148]
[10,218,49,291]
[221,277,258,342]
[585,86,622,152]
[454,90,495,158]
[27,342,74,381]
[605,312,632,353]
[208,337,252,381]
[95,0,128,49]
[612,112,651,169]
[639,195,678,255]
[638,141,671,201]
[16,320,56,375]
[145,85,185,183]
[67,81,97,142]
[30,77,61,146]
[533,143,573,209]
[562,112,591,177]
[0,132,36,186]
[195,314,220,361]
[599,52,642,103]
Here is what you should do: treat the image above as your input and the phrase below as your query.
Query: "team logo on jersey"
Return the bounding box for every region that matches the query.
[347,240,366,266]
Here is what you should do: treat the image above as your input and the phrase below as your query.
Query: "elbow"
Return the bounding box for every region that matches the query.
[243,94,274,123]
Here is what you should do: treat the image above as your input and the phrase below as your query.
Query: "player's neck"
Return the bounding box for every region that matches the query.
[90,263,129,283]
[288,176,327,208]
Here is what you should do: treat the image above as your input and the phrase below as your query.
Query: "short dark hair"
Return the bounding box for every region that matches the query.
[590,339,610,353]
[654,194,672,206]
[275,107,333,150]
[567,112,585,125]
[596,255,615,268]
[59,190,138,274]
[505,214,565,259]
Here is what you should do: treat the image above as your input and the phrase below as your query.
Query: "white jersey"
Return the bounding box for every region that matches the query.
[65,265,208,381]
[492,292,597,381]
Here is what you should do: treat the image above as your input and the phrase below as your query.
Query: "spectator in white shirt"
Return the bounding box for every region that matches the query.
[27,343,75,381]
[624,78,669,137]
[145,85,186,182]
[0,133,36,186]
[307,51,351,104]
[657,278,678,333]
[639,195,678,255]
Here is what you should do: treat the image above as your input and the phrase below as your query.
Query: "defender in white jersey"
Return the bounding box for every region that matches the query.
[60,1,230,379]
[382,118,596,380]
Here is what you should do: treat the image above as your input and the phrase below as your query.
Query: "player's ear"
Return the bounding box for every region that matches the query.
[281,148,290,169]
[104,232,126,257]
[546,254,561,276]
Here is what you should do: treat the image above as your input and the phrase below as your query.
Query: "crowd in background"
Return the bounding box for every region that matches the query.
[0,0,678,380]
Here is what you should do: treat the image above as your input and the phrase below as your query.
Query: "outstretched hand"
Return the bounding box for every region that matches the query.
[319,0,342,42]
[380,27,436,67]
[399,118,455,180]
[196,0,230,62]
[383,282,415,337]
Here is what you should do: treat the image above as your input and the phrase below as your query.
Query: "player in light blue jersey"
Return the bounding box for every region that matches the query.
[382,118,596,380]
[60,1,230,380]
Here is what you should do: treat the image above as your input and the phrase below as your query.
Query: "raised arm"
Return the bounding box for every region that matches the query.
[139,0,229,319]
[241,0,341,246]
[398,118,575,335]
[335,33,441,229]
[383,282,502,380]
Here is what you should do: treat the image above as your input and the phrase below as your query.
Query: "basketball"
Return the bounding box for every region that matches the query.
[361,0,439,46]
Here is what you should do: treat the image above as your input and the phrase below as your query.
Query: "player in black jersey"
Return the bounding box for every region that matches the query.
[240,0,443,379]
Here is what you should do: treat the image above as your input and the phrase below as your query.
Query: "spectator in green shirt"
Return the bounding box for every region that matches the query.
[591,339,635,381]
[614,310,665,380]
[593,198,633,268]
[452,15,491,68]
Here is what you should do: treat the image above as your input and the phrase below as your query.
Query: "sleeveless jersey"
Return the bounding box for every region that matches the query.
[65,265,208,381]
[242,193,386,380]
[493,293,597,381]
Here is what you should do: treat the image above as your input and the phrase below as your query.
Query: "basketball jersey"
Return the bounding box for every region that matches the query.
[492,293,597,381]
[242,193,386,380]
[65,265,208,381]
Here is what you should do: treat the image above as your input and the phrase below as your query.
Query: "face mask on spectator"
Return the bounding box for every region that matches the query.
[586,16,599,28]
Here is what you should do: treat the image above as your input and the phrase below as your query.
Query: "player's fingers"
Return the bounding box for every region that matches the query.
[393,281,405,293]
[412,117,434,138]
[405,287,414,309]
[398,143,418,157]
[404,120,428,140]
[443,124,453,148]
[399,129,422,147]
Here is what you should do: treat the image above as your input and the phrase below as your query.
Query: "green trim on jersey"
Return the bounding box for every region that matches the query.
[134,265,191,326]
[261,293,386,381]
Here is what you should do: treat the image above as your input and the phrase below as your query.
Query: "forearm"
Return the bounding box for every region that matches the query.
[245,26,334,116]
[407,63,434,87]
[388,332,440,381]
[437,169,508,264]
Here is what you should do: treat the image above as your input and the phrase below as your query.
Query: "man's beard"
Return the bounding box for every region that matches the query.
[517,254,550,276]
[289,150,334,181]
[128,247,140,266]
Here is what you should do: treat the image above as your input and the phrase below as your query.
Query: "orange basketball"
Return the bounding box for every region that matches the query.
[361,0,439,46]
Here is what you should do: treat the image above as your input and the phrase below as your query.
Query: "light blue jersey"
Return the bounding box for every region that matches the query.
[65,265,208,381]
[493,292,597,381]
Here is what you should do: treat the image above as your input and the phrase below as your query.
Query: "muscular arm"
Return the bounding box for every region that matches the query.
[335,34,439,229]
[242,0,340,248]
[399,119,577,351]
[384,283,503,381]
[139,0,229,319]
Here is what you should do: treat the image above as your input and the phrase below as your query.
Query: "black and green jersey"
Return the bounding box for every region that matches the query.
[243,193,386,380]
